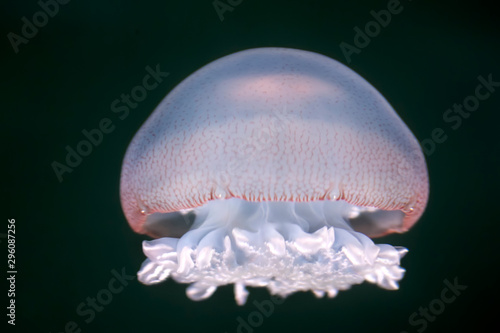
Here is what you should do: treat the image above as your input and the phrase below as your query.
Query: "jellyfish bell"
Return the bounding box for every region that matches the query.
[120,47,429,305]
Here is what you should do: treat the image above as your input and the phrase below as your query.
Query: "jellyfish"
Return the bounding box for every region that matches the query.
[120,47,429,305]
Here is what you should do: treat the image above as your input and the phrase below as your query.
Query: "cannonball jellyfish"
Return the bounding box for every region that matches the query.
[120,47,429,305]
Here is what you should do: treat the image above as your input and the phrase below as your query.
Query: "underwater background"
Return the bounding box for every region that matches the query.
[1,0,499,332]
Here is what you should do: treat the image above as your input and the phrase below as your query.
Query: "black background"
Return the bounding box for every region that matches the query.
[1,0,499,332]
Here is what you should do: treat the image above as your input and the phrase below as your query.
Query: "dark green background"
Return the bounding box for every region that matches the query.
[2,0,499,332]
